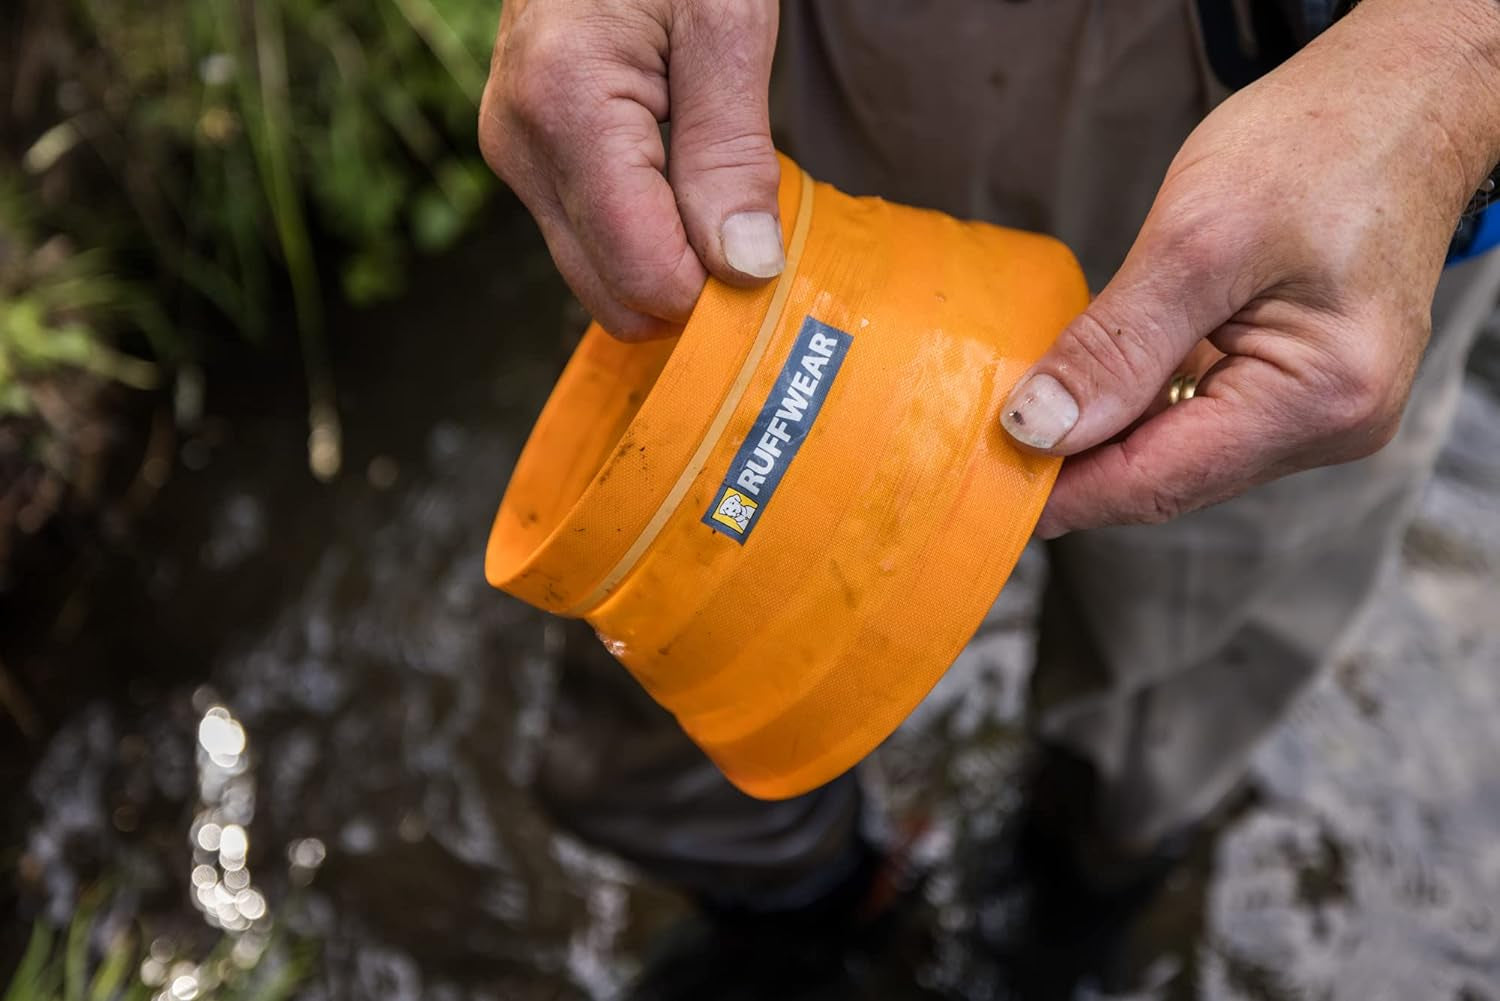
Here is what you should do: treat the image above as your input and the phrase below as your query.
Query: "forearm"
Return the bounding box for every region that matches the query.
[1331,0,1500,208]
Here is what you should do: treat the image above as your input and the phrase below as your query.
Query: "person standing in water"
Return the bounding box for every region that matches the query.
[479,0,1500,992]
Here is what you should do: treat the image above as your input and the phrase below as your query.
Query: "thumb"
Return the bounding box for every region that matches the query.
[1000,229,1240,455]
[667,1,784,284]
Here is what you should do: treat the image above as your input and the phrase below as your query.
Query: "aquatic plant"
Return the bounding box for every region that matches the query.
[3,0,498,493]
[4,890,313,1001]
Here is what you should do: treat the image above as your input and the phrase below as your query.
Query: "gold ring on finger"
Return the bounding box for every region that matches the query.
[1168,373,1198,406]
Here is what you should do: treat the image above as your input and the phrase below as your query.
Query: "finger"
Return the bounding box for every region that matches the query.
[1000,207,1252,456]
[549,103,708,330]
[1132,341,1228,426]
[1034,356,1302,538]
[480,103,678,339]
[532,196,682,340]
[482,9,707,335]
[667,0,785,284]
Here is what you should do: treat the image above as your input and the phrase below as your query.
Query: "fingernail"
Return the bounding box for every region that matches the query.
[1001,373,1079,450]
[721,212,785,279]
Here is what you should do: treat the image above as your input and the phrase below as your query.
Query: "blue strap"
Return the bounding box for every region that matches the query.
[1448,206,1500,266]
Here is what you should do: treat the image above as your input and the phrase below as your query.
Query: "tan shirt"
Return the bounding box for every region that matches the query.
[771,0,1224,290]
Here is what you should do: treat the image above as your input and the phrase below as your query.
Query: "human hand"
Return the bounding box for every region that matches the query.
[479,0,782,339]
[1000,0,1500,538]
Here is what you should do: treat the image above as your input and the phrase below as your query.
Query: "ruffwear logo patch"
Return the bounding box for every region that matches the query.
[708,487,758,536]
[701,316,852,543]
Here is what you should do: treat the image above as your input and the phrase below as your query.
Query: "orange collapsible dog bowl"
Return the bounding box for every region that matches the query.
[486,154,1088,799]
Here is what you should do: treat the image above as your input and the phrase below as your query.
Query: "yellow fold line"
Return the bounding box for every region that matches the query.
[567,169,816,616]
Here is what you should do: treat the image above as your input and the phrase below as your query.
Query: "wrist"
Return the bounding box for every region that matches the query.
[1353,0,1500,192]
[1442,0,1500,164]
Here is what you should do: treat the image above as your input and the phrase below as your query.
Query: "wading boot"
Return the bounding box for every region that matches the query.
[626,835,936,1001]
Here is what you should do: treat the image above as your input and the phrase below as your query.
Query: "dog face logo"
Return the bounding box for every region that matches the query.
[710,488,758,535]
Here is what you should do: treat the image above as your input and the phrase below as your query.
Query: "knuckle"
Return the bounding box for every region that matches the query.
[512,18,580,82]
[586,207,698,315]
[477,89,515,175]
[671,132,779,215]
[604,257,695,317]
[1149,191,1278,306]
[1363,414,1401,453]
[1114,437,1193,525]
[479,40,577,174]
[675,129,776,176]
[1330,419,1398,464]
[1143,487,1188,525]
[1323,338,1407,436]
[601,309,674,342]
[506,64,566,136]
[685,0,774,39]
[1159,219,1237,288]
[1336,399,1402,460]
[1062,310,1165,395]
[573,281,678,343]
[1305,319,1423,462]
[497,21,589,137]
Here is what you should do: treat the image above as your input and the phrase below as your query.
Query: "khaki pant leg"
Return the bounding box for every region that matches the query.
[534,621,865,906]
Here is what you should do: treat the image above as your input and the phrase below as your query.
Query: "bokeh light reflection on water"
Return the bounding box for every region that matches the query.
[128,694,326,1000]
[187,696,265,937]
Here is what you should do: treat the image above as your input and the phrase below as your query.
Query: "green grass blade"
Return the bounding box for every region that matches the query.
[63,905,90,1001]
[86,932,134,1001]
[389,0,487,103]
[240,944,316,1001]
[226,0,340,480]
[3,922,58,1001]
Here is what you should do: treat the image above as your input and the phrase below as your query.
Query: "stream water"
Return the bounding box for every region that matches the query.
[5,205,1500,1000]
